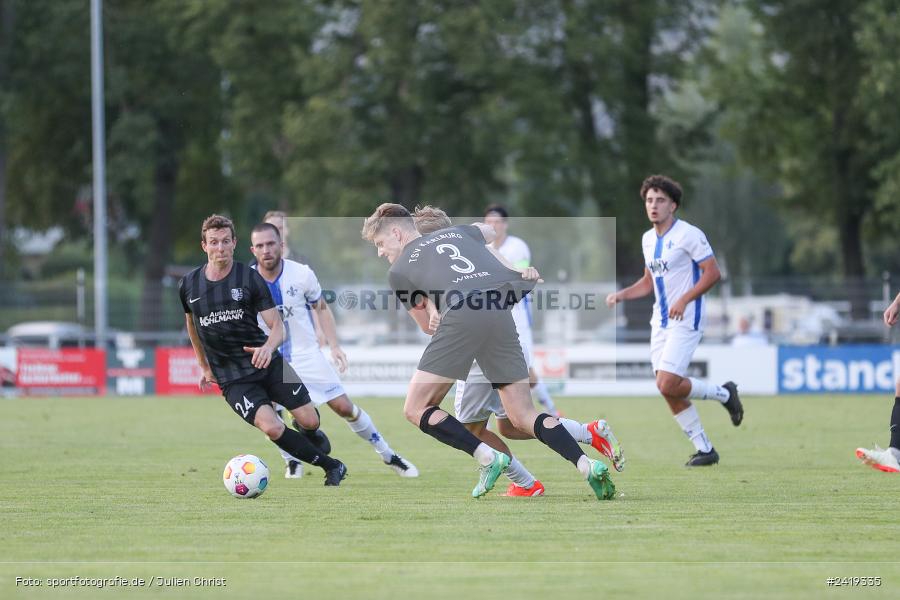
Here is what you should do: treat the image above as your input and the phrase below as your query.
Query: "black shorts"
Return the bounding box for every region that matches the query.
[221,357,311,425]
[418,299,528,387]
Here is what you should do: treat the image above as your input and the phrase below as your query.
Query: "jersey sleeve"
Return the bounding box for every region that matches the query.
[686,227,714,263]
[303,267,323,305]
[249,268,276,313]
[389,270,425,311]
[179,277,191,314]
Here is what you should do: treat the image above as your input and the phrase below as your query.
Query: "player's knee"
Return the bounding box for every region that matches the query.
[656,375,678,397]
[329,396,354,418]
[293,406,320,430]
[403,403,422,426]
[259,419,285,440]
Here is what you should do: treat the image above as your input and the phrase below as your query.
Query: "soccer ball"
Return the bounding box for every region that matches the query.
[223,454,269,499]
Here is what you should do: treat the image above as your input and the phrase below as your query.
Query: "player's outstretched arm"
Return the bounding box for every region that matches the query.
[244,307,284,369]
[668,256,721,321]
[607,269,654,307]
[313,299,348,372]
[885,292,900,327]
[471,222,497,244]
[185,314,215,389]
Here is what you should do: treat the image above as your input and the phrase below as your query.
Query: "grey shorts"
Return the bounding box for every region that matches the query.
[454,362,507,424]
[417,299,529,386]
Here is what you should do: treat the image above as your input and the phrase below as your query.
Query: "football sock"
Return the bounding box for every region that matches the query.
[533,413,586,467]
[272,427,340,470]
[473,442,498,466]
[890,397,900,450]
[346,406,394,461]
[418,406,482,456]
[533,381,558,414]
[506,457,536,488]
[688,378,730,403]
[674,405,713,453]
[558,417,591,444]
[277,447,296,466]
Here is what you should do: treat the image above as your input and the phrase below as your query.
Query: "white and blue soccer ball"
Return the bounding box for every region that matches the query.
[223,454,269,499]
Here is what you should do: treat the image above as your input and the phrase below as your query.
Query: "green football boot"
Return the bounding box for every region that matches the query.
[472,450,511,498]
[587,458,616,500]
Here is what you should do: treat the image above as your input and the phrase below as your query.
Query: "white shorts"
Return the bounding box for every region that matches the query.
[650,325,703,377]
[288,349,346,406]
[454,362,506,424]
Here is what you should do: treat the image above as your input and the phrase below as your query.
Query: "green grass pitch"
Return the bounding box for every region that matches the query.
[2,394,899,598]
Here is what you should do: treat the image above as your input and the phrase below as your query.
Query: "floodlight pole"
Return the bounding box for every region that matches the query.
[90,0,108,347]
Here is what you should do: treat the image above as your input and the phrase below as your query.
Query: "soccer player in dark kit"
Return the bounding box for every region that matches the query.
[362,203,615,500]
[181,214,348,486]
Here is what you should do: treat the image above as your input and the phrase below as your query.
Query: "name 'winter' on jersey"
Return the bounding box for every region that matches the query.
[252,259,322,361]
[641,219,714,331]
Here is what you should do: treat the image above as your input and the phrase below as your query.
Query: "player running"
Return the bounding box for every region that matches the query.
[363,203,615,500]
[181,214,348,486]
[606,175,744,466]
[855,289,900,473]
[249,222,419,478]
[413,206,624,497]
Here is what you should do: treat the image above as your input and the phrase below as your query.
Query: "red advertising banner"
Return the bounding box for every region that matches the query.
[16,348,107,396]
[155,347,220,395]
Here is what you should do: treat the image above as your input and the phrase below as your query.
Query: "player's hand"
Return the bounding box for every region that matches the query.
[521,267,543,283]
[244,345,273,369]
[199,368,217,391]
[668,297,688,321]
[885,302,900,327]
[428,310,441,333]
[331,346,349,373]
[606,292,620,308]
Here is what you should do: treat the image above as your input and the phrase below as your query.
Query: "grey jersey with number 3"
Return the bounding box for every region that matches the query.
[388,225,534,313]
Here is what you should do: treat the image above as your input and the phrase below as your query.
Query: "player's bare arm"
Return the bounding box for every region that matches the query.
[243,307,284,369]
[885,291,900,327]
[607,268,654,307]
[668,256,721,321]
[185,314,216,389]
[407,296,433,334]
[423,298,441,334]
[313,298,348,372]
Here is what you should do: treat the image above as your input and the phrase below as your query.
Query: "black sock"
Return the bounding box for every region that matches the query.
[273,427,339,470]
[533,412,585,467]
[890,397,900,450]
[419,407,481,455]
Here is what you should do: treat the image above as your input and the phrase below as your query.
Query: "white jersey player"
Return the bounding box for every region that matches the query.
[607,175,744,467]
[483,205,561,417]
[250,222,418,479]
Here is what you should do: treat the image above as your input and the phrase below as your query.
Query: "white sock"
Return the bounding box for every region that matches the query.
[890,447,900,462]
[346,406,394,462]
[505,457,536,488]
[558,418,591,444]
[533,381,558,413]
[474,442,496,466]
[674,405,713,453]
[688,378,730,403]
[576,454,592,478]
[278,447,297,466]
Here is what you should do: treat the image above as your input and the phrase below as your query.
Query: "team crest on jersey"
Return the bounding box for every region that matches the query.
[286,286,298,297]
[666,240,675,250]
[231,288,244,301]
